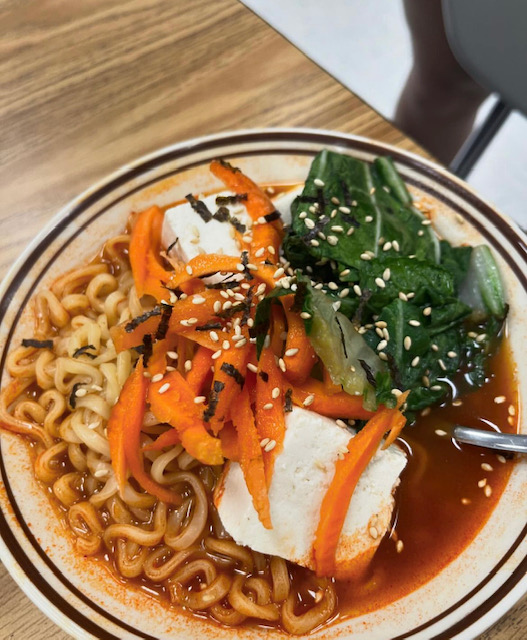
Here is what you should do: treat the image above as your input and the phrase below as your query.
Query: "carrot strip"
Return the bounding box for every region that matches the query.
[107,360,182,504]
[143,428,180,452]
[313,402,408,577]
[210,160,280,228]
[282,295,317,385]
[250,223,282,264]
[129,206,171,301]
[167,254,242,290]
[270,305,286,357]
[148,370,223,465]
[255,348,286,487]
[232,387,272,529]
[208,343,251,435]
[291,378,375,420]
[186,345,213,394]
[147,339,169,377]
[323,367,342,396]
[110,314,161,353]
[176,335,194,375]
[219,422,240,462]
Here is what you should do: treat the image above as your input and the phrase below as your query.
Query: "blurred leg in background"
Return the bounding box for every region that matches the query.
[394,0,490,164]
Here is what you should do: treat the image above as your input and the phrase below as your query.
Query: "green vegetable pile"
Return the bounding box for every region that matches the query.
[271,150,506,413]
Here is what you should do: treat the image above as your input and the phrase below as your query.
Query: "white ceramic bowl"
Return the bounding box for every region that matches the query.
[1,129,526,640]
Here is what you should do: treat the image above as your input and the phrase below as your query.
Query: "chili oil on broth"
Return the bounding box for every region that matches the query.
[0,194,518,636]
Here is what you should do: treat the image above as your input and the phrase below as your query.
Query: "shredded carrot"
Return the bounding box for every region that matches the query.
[176,335,194,375]
[148,369,223,465]
[107,359,182,504]
[313,399,408,577]
[270,305,286,356]
[323,367,342,395]
[232,387,272,529]
[291,378,375,420]
[255,347,286,487]
[186,345,213,394]
[143,428,180,452]
[282,295,317,385]
[110,313,161,353]
[219,422,240,462]
[167,254,242,290]
[129,206,171,301]
[147,339,169,377]
[250,223,282,263]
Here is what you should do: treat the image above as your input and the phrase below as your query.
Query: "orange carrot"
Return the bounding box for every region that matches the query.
[255,348,286,487]
[219,422,241,462]
[291,378,375,420]
[147,339,170,377]
[313,401,408,577]
[210,160,281,229]
[186,345,213,394]
[148,370,223,465]
[167,254,242,290]
[250,223,282,264]
[270,305,286,357]
[110,313,161,353]
[323,367,342,395]
[281,295,317,385]
[143,428,180,452]
[107,360,183,504]
[232,387,272,529]
[129,206,171,301]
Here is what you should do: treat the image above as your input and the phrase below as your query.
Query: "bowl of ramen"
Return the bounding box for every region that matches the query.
[0,129,526,640]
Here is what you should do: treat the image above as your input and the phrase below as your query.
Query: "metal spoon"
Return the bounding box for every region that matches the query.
[453,425,527,454]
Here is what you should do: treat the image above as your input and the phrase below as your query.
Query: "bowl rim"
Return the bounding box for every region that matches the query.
[1,127,527,640]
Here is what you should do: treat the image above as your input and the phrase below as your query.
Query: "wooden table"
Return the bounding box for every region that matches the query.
[0,0,524,638]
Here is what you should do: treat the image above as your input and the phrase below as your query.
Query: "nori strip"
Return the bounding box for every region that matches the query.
[258,371,269,383]
[230,216,246,233]
[263,210,281,223]
[358,359,377,388]
[217,159,240,173]
[213,206,230,223]
[203,380,226,422]
[155,304,173,340]
[22,338,53,349]
[284,388,293,412]
[166,238,179,254]
[142,334,153,367]
[241,289,254,326]
[215,194,247,205]
[216,302,247,319]
[220,362,245,387]
[72,344,97,359]
[125,308,161,333]
[195,322,223,332]
[241,250,253,281]
[186,194,213,223]
[69,383,83,409]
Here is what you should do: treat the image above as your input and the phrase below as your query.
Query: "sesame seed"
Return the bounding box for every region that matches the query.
[300,312,312,319]
[94,469,108,478]
[314,178,325,187]
[431,344,439,352]
[484,485,492,497]
[421,407,431,416]
[211,350,222,360]
[494,395,506,404]
[299,211,307,219]
[194,396,206,404]
[331,196,340,205]
[399,292,408,302]
[303,394,315,407]
[75,388,87,397]
[304,218,315,230]
[327,235,339,246]
[166,366,176,372]
[476,333,487,343]
[246,263,257,271]
[383,268,391,281]
[392,240,400,252]
[260,437,270,447]
[331,225,344,233]
[452,399,463,406]
[222,340,230,350]
[431,384,442,391]
[87,422,99,430]
[421,219,432,225]
[332,301,342,311]
[461,498,471,505]
[375,327,384,338]
[377,339,388,351]
[411,356,420,367]
[265,439,277,452]
[353,284,362,296]
[263,403,273,411]
[417,230,424,237]
[254,247,265,258]
[222,301,232,311]
[497,454,507,464]
[335,419,347,428]
[447,351,457,358]
[271,387,280,399]
[192,295,206,305]
[268,245,276,255]
[422,375,430,387]
[379,352,388,361]
[158,382,170,394]
[234,338,247,348]
[407,292,415,299]
[278,358,287,372]
[236,263,245,272]
[438,359,447,371]
[328,281,339,290]
[375,277,386,289]
[185,265,193,275]
[257,216,267,224]
[408,320,420,327]
[184,360,192,372]
[508,404,516,416]
[360,252,372,261]
[365,215,373,223]
[508,416,515,426]
[285,348,299,357]
[481,462,493,472]
[310,239,320,247]
[435,429,447,436]
[151,373,164,383]
[382,241,392,251]
[369,526,379,539]
[209,331,219,342]
[143,371,152,378]
[404,336,412,350]
[167,351,178,360]
[339,206,351,214]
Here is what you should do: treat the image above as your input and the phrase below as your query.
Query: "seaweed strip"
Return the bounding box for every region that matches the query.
[284,388,293,412]
[166,238,179,254]
[217,159,241,173]
[241,250,253,281]
[213,206,230,223]
[220,363,245,387]
[335,316,348,359]
[258,371,269,383]
[72,344,97,359]
[155,304,173,341]
[125,307,161,333]
[142,334,153,367]
[203,380,225,422]
[230,216,246,233]
[263,210,281,223]
[186,194,213,223]
[215,193,247,205]
[241,289,254,326]
[291,281,308,312]
[69,383,83,409]
[195,322,223,332]
[22,338,53,349]
[358,359,377,388]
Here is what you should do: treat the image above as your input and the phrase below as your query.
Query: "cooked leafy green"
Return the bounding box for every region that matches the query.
[282,150,507,412]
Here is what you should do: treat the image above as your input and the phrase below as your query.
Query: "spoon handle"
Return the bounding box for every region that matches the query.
[453,426,527,453]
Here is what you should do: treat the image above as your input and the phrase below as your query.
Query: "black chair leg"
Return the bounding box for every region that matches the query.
[450,99,512,179]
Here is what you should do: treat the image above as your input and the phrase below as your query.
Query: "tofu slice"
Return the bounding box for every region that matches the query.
[215,407,406,581]
[161,186,303,265]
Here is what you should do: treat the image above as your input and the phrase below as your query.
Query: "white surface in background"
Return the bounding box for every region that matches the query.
[241,0,527,227]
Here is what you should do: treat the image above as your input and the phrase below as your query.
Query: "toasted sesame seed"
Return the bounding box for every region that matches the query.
[285,348,299,357]
[303,394,315,407]
[392,240,400,252]
[404,336,412,350]
[75,388,87,397]
[494,395,506,404]
[383,241,392,252]
[497,454,507,464]
[263,403,273,411]
[431,344,439,352]
[184,360,192,372]
[452,399,463,406]
[484,485,492,497]
[422,375,430,387]
[408,320,421,327]
[265,439,277,452]
[328,281,339,290]
[508,404,516,416]
[379,352,388,361]
[411,356,420,367]
[340,269,351,279]
[377,339,388,351]
[421,407,431,417]
[399,292,408,301]
[360,252,372,261]
[383,268,391,281]
[158,382,170,394]
[478,478,487,488]
[278,358,287,373]
[331,196,340,205]
[310,239,320,247]
[365,215,373,223]
[300,312,312,319]
[353,284,362,296]
[185,265,193,275]
[461,498,471,505]
[396,540,404,553]
[375,277,386,289]
[376,327,384,338]
[508,415,515,426]
[435,429,447,436]
[481,462,493,472]
[438,359,446,371]
[369,526,379,539]
[143,371,152,378]
[211,350,222,360]
[431,384,442,391]
[423,307,432,316]
[151,373,164,383]
[234,338,247,348]
[332,301,342,311]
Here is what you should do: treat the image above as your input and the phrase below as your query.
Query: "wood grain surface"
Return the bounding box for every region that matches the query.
[0,0,524,638]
